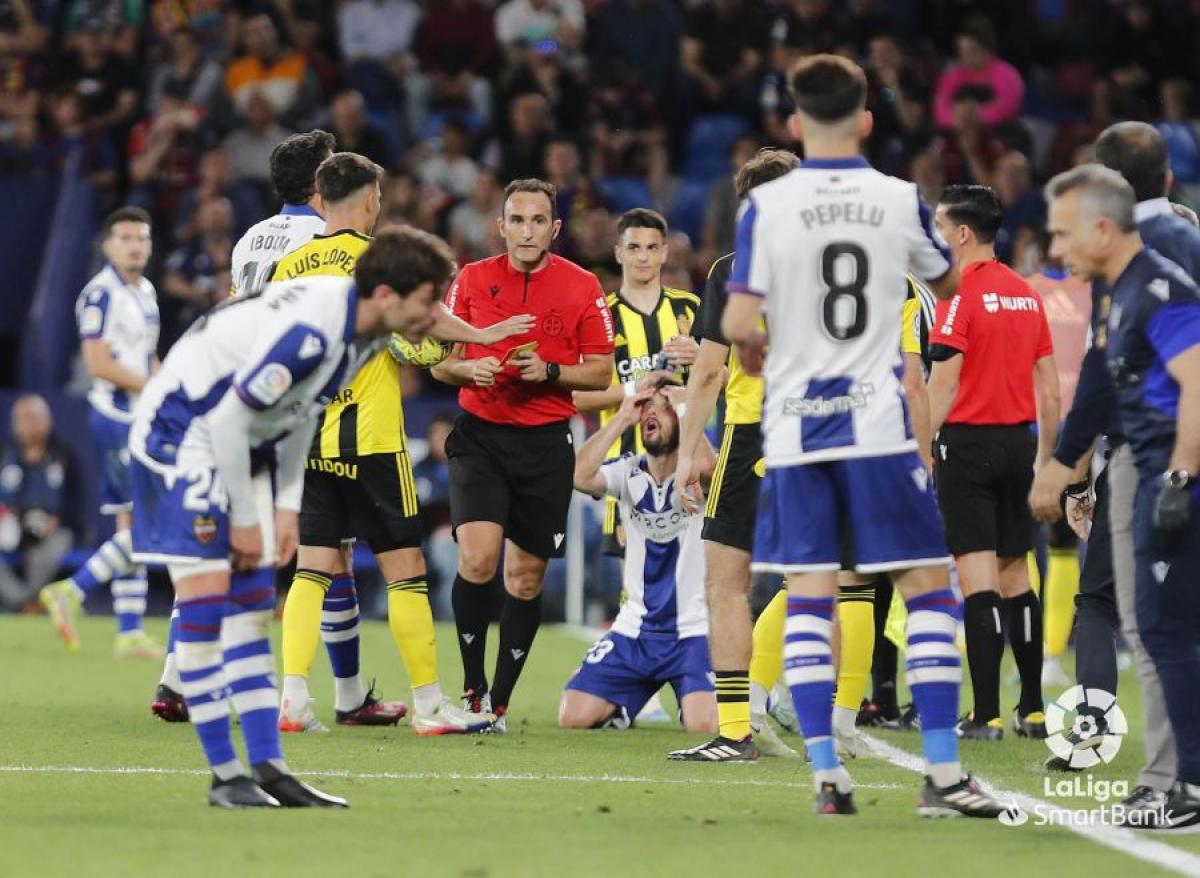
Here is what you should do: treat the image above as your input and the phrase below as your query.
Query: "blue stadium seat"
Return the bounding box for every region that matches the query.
[597,177,654,213]
[682,114,747,182]
[668,179,712,241]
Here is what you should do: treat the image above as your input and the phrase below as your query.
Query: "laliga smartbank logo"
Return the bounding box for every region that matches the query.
[1045,686,1127,769]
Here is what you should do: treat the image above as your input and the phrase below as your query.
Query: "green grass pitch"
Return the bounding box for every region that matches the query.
[2,615,1198,878]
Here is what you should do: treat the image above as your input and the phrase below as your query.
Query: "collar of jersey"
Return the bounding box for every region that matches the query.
[502,253,555,276]
[281,202,321,218]
[343,284,358,342]
[800,157,871,170]
[1134,197,1173,222]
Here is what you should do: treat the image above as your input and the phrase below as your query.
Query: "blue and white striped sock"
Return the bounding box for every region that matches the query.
[70,529,135,597]
[177,595,242,780]
[321,572,365,712]
[785,596,848,790]
[112,569,148,634]
[224,569,284,768]
[905,589,964,789]
[160,602,182,689]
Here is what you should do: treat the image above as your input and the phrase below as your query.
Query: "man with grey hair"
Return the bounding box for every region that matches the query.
[1042,162,1200,832]
[1030,123,1200,816]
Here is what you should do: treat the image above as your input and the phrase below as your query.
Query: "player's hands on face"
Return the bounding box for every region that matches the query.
[1028,459,1072,523]
[675,455,704,514]
[633,370,681,394]
[482,313,536,345]
[472,356,504,387]
[513,350,548,382]
[230,523,263,572]
[274,508,299,567]
[616,389,652,427]
[663,335,699,367]
[1065,493,1093,541]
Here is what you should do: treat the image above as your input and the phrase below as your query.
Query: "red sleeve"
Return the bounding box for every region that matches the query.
[446,263,471,321]
[1036,301,1054,359]
[576,273,615,355]
[934,292,971,353]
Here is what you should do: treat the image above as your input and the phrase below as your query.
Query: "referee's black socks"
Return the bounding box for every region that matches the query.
[963,591,1004,723]
[490,592,544,714]
[452,573,492,696]
[1004,590,1045,716]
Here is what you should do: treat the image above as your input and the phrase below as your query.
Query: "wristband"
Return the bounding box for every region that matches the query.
[623,380,637,398]
[1064,480,1090,498]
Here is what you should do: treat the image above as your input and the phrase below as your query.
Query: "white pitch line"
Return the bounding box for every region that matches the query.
[0,764,901,791]
[861,733,1200,878]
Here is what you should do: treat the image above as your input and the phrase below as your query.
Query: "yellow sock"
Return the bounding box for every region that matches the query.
[715,671,752,740]
[1027,551,1042,596]
[282,569,330,678]
[834,584,875,711]
[386,577,439,689]
[1044,548,1080,657]
[749,588,787,691]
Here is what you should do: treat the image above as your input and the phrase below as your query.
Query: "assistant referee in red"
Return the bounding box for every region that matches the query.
[432,178,615,728]
[928,185,1061,742]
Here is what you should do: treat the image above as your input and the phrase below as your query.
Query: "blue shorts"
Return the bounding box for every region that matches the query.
[565,631,713,723]
[753,452,950,574]
[130,457,230,565]
[90,409,132,514]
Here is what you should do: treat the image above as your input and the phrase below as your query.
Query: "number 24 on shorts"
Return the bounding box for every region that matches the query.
[164,468,228,512]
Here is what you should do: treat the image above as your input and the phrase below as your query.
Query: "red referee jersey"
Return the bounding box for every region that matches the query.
[447,253,615,426]
[934,259,1054,425]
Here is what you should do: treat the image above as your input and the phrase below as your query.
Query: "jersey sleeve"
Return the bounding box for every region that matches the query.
[1035,300,1055,359]
[234,323,331,411]
[578,274,616,355]
[445,264,472,321]
[600,456,628,500]
[1146,301,1200,365]
[934,292,971,353]
[901,296,922,356]
[727,197,770,298]
[697,256,732,344]
[77,288,111,340]
[905,187,953,283]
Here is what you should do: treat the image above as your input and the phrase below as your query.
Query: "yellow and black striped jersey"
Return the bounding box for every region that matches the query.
[901,273,937,374]
[696,253,764,425]
[270,229,406,458]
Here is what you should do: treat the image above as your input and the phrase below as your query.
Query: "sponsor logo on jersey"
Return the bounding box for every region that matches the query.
[940,294,961,335]
[305,458,359,479]
[783,383,875,417]
[245,363,293,406]
[596,296,615,341]
[983,293,1041,314]
[542,311,563,337]
[1149,278,1170,302]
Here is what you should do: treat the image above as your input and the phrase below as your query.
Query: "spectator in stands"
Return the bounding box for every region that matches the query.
[42,88,118,189]
[992,151,1045,272]
[410,0,497,136]
[702,134,761,262]
[147,26,223,117]
[128,81,208,229]
[448,167,503,263]
[1047,78,1115,178]
[495,0,585,63]
[941,90,1006,186]
[163,196,233,339]
[933,16,1024,130]
[0,0,51,57]
[1102,0,1175,118]
[759,19,803,145]
[416,118,478,201]
[1158,78,1200,197]
[222,90,288,189]
[0,395,80,613]
[414,413,456,619]
[586,67,668,202]
[337,0,421,113]
[221,12,320,131]
[544,137,607,263]
[491,90,552,182]
[503,37,588,139]
[54,23,139,139]
[681,0,770,119]
[379,171,437,232]
[910,147,945,206]
[63,0,141,57]
[327,89,395,169]
[662,230,697,293]
[174,146,259,243]
[147,0,227,57]
[587,0,682,101]
[770,0,852,56]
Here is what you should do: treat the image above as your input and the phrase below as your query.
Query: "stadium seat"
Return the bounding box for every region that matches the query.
[668,179,712,241]
[682,114,748,183]
[597,177,654,213]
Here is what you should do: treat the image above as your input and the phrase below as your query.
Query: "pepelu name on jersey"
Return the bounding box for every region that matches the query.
[783,383,875,417]
[798,202,885,231]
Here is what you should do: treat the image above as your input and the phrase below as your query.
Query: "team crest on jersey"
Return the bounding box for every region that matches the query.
[193,515,218,545]
[542,311,563,337]
[982,293,1000,313]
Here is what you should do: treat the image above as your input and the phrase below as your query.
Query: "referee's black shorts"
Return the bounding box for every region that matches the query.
[702,422,763,553]
[446,412,575,560]
[299,452,423,554]
[934,423,1037,558]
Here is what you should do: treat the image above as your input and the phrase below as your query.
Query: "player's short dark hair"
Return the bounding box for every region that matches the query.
[938,184,1003,243]
[735,149,800,199]
[269,130,336,205]
[1094,121,1169,203]
[103,206,152,236]
[502,178,557,221]
[617,208,668,239]
[787,54,868,124]
[316,152,383,205]
[355,225,457,299]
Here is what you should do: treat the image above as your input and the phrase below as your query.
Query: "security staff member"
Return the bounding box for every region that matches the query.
[928,185,1060,741]
[432,178,616,727]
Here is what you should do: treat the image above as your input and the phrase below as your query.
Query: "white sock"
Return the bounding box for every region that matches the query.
[750,681,770,717]
[813,764,854,794]
[212,759,246,782]
[334,675,367,713]
[833,705,858,738]
[413,682,442,717]
[927,762,964,789]
[281,675,311,713]
[159,650,181,690]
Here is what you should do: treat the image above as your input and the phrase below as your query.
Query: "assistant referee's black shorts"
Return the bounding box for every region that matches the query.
[299,452,423,553]
[934,423,1037,558]
[702,422,763,553]
[446,412,575,560]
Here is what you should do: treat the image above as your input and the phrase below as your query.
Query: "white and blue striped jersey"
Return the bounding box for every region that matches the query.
[76,264,160,423]
[129,275,355,476]
[601,454,707,639]
[728,157,952,467]
[230,203,325,296]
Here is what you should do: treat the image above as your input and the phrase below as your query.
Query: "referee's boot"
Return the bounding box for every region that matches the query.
[666,735,758,762]
[208,775,280,809]
[251,762,348,808]
[1011,709,1048,739]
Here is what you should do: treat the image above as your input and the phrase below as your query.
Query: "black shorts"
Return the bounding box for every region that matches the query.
[299,452,423,554]
[702,422,763,552]
[601,497,625,558]
[934,423,1036,558]
[446,413,575,559]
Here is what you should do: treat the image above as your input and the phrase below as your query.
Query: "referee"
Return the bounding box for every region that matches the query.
[928,185,1060,741]
[432,179,615,728]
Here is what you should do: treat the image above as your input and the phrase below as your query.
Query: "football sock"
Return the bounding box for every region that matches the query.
[281,568,330,679]
[224,569,282,767]
[177,594,241,780]
[1005,590,1045,716]
[112,570,148,634]
[963,591,1003,723]
[70,529,135,597]
[785,596,842,785]
[1044,549,1079,658]
[322,572,365,712]
[834,583,875,716]
[904,589,963,789]
[490,592,543,712]
[749,587,786,717]
[387,576,439,691]
[871,579,899,715]
[159,602,182,690]
[452,573,492,695]
[715,671,752,740]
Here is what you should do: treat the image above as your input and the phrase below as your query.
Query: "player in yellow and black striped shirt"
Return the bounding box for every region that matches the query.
[573,209,700,557]
[276,152,531,736]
